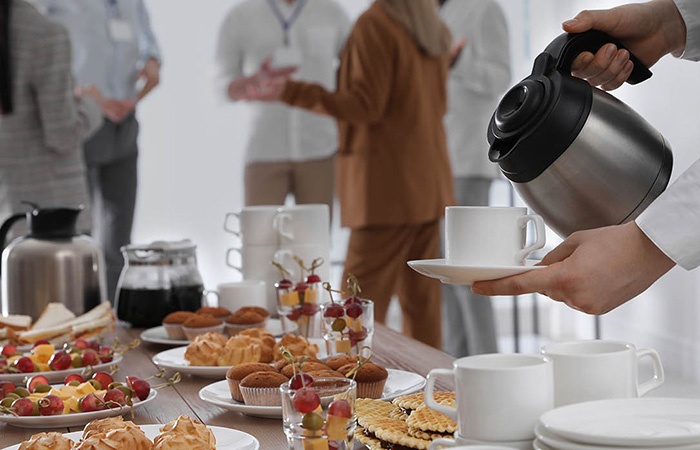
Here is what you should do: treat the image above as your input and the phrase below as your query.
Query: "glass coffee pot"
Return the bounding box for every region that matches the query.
[115,240,205,328]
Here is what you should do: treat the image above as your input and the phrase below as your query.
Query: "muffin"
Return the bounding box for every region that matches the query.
[239,371,289,406]
[226,363,278,402]
[307,369,346,379]
[274,356,322,371]
[182,314,224,341]
[19,433,74,450]
[162,311,196,340]
[225,309,268,335]
[196,306,231,320]
[326,355,368,372]
[217,335,262,366]
[155,416,216,449]
[280,361,330,378]
[337,362,388,399]
[184,333,226,366]
[237,306,270,318]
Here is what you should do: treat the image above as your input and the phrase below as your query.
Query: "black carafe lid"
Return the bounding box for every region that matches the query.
[487,30,653,183]
[28,207,82,239]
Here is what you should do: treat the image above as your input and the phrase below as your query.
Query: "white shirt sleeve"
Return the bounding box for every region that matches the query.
[635,0,700,270]
[214,7,245,101]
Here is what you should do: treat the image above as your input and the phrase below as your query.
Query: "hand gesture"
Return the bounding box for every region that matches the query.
[136,58,161,101]
[228,56,297,102]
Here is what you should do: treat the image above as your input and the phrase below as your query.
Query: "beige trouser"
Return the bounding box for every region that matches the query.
[244,157,334,213]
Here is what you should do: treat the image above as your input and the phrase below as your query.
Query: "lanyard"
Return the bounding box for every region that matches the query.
[266,0,307,46]
[105,0,121,19]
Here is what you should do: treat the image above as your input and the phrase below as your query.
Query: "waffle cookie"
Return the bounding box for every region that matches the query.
[361,415,432,450]
[389,407,410,421]
[406,405,457,434]
[392,392,456,413]
[354,427,383,450]
[356,398,397,424]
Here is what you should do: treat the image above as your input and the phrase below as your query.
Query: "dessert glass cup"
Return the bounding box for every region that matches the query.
[280,377,357,450]
[276,281,324,338]
[320,300,374,357]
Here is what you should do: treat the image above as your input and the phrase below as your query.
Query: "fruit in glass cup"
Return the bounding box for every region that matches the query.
[321,275,371,355]
[274,258,325,337]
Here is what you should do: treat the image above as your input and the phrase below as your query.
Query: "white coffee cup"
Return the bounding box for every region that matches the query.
[224,206,282,246]
[206,281,266,312]
[226,244,283,313]
[425,353,553,442]
[273,204,330,246]
[429,434,533,450]
[445,206,545,266]
[541,340,664,407]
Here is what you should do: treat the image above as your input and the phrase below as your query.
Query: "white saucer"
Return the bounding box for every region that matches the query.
[199,369,426,419]
[141,319,290,346]
[540,398,700,447]
[407,259,544,285]
[535,424,700,450]
[450,434,534,450]
[1,424,259,449]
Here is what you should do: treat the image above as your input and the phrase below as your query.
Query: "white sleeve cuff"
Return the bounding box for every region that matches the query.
[674,0,700,61]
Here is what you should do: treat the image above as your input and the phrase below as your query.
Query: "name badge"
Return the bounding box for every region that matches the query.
[109,19,135,42]
[273,47,303,67]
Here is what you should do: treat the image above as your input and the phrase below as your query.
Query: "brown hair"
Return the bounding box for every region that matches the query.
[378,0,451,58]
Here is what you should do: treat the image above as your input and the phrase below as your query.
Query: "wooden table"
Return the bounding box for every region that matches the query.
[0,324,454,448]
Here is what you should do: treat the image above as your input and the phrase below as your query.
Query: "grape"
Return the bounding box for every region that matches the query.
[0,345,17,357]
[343,296,361,306]
[346,303,363,319]
[79,394,105,412]
[131,379,151,401]
[74,339,90,350]
[116,385,133,399]
[286,307,303,322]
[104,389,127,407]
[323,304,344,318]
[48,352,72,371]
[88,379,102,390]
[12,387,29,398]
[328,399,352,418]
[67,380,80,387]
[276,279,293,290]
[331,318,347,332]
[32,340,49,348]
[302,412,324,431]
[0,397,13,408]
[38,395,63,416]
[82,350,99,366]
[98,347,113,363]
[64,374,85,385]
[11,398,34,416]
[292,388,320,414]
[71,354,83,368]
[107,382,123,390]
[13,357,34,373]
[290,373,314,390]
[301,303,319,316]
[295,282,308,292]
[349,327,368,345]
[306,274,321,284]
[125,376,140,389]
[0,381,15,398]
[92,372,114,389]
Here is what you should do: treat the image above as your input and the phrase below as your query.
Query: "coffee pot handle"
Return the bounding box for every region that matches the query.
[0,213,27,278]
[636,347,665,397]
[425,368,458,421]
[541,30,652,85]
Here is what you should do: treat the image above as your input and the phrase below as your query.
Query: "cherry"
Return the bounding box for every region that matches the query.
[74,339,90,350]
[82,350,99,366]
[328,398,352,418]
[98,347,113,363]
[92,372,113,390]
[301,303,319,316]
[290,373,314,390]
[48,352,72,371]
[89,341,101,351]
[292,387,320,414]
[346,303,363,319]
[11,398,34,416]
[27,375,50,393]
[294,282,308,292]
[0,381,14,398]
[79,394,105,412]
[306,274,321,284]
[125,375,140,389]
[0,345,17,357]
[276,279,293,290]
[343,296,361,306]
[131,379,151,401]
[349,327,368,345]
[32,340,50,348]
[13,356,34,373]
[38,395,63,416]
[104,389,127,407]
[286,307,303,322]
[324,303,344,318]
[64,374,85,385]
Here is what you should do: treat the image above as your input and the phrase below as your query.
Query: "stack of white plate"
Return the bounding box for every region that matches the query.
[535,398,700,450]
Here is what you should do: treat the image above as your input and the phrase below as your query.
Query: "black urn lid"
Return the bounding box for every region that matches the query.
[28,207,82,239]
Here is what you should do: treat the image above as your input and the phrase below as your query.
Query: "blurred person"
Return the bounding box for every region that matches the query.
[0,0,103,232]
[438,0,511,357]
[216,0,350,211]
[234,0,458,348]
[39,0,162,300]
[473,0,698,316]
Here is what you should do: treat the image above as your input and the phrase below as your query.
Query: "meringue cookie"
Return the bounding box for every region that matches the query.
[19,432,73,450]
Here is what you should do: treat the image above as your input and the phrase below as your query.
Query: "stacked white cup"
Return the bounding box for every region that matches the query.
[224,204,331,314]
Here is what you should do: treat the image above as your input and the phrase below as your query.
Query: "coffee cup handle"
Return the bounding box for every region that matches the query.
[428,438,457,450]
[636,348,665,396]
[223,212,241,236]
[202,290,219,307]
[425,368,458,421]
[273,213,294,241]
[274,248,292,265]
[516,214,546,263]
[226,248,242,271]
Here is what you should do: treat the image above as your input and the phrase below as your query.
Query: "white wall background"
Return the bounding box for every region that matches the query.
[136,0,700,381]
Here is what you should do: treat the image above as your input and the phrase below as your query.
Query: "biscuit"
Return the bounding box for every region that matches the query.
[354,427,383,450]
[360,416,432,450]
[392,391,456,411]
[406,404,457,434]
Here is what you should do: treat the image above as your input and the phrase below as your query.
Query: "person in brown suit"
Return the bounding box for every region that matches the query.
[233,0,455,348]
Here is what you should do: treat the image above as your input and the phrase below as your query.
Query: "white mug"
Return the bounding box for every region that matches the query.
[541,340,664,407]
[273,204,330,246]
[445,206,545,266]
[224,206,282,246]
[206,281,266,312]
[425,354,553,442]
[226,244,283,314]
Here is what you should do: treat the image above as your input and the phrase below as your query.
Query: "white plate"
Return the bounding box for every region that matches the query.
[199,369,427,419]
[0,354,123,384]
[152,339,327,378]
[140,319,291,346]
[533,439,555,450]
[535,424,700,450]
[407,259,544,285]
[0,423,259,449]
[540,398,700,447]
[0,386,156,428]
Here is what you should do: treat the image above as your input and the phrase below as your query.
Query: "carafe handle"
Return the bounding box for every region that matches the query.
[0,213,27,278]
[541,30,652,85]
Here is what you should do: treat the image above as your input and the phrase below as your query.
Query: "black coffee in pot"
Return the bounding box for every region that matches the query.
[116,284,203,328]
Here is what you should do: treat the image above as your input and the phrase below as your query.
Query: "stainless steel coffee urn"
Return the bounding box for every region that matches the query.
[0,207,106,319]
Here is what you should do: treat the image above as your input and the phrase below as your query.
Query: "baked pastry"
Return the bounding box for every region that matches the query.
[75,427,152,450]
[217,335,262,366]
[182,314,224,341]
[306,369,346,379]
[326,355,368,372]
[225,309,268,335]
[273,356,321,371]
[280,361,330,378]
[19,432,73,450]
[237,306,270,318]
[238,327,275,348]
[338,362,388,399]
[226,363,278,402]
[162,311,196,340]
[273,333,319,361]
[196,306,231,319]
[152,434,214,450]
[82,417,138,440]
[155,416,215,449]
[184,332,226,366]
[356,398,432,450]
[239,371,289,406]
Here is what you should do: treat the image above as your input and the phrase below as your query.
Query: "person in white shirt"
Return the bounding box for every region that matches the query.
[216,0,350,210]
[472,0,698,316]
[438,0,511,357]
